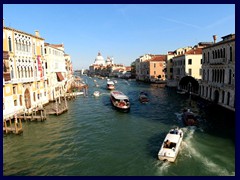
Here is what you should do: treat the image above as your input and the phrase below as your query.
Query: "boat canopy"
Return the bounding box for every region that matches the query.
[111,91,129,100]
[107,81,114,85]
[165,134,180,143]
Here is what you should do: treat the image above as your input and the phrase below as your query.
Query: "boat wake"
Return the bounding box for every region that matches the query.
[154,160,171,175]
[182,127,234,176]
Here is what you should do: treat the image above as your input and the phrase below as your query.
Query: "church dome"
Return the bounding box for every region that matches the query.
[94,52,105,65]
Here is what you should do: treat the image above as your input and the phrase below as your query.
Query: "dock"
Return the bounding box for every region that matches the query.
[3,115,23,135]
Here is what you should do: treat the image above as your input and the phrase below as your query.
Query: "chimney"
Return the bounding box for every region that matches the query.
[35,30,40,37]
[213,35,217,43]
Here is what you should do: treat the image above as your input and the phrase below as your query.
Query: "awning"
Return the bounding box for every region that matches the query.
[56,72,64,81]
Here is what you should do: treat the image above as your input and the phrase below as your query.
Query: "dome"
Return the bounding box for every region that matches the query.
[94,52,105,65]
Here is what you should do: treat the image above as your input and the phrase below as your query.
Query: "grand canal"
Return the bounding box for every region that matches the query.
[3,76,235,176]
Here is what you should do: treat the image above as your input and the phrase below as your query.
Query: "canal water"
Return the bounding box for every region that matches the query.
[3,76,235,176]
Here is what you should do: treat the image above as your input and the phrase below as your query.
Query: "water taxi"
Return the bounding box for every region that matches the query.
[93,91,100,97]
[110,91,130,111]
[107,80,115,90]
[158,128,183,162]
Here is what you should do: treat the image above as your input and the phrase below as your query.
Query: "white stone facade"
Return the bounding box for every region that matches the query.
[199,34,235,111]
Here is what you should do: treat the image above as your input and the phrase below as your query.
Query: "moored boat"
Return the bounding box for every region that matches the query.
[107,80,115,90]
[139,92,149,103]
[110,91,130,111]
[158,127,183,162]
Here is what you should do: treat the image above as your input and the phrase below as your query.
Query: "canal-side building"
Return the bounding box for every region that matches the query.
[64,53,74,92]
[44,43,67,101]
[3,24,48,119]
[135,54,154,81]
[138,55,167,82]
[172,43,213,93]
[199,34,235,111]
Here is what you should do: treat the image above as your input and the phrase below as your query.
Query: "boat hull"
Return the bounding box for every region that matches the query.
[158,128,183,162]
[110,91,130,112]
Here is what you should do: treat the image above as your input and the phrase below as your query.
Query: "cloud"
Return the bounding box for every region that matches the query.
[159,16,202,29]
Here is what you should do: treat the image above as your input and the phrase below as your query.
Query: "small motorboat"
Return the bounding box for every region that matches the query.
[107,80,115,90]
[158,127,183,162]
[93,91,100,97]
[182,109,198,126]
[139,92,149,103]
[110,91,130,112]
[177,90,186,95]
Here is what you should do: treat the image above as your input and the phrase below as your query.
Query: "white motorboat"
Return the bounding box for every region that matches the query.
[93,91,100,97]
[110,91,130,111]
[158,128,183,162]
[107,80,115,90]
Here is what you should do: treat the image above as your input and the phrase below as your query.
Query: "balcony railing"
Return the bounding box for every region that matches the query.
[3,51,9,59]
[3,72,11,82]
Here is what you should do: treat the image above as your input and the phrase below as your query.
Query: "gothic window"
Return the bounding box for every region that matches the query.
[222,91,225,104]
[227,92,230,105]
[229,69,232,84]
[230,46,233,62]
[8,37,12,52]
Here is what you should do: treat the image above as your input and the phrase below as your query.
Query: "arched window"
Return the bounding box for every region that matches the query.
[212,69,214,82]
[227,92,230,105]
[217,49,220,58]
[219,70,222,83]
[220,49,223,58]
[25,67,27,78]
[230,46,233,61]
[15,39,18,51]
[223,48,225,58]
[35,66,37,77]
[222,91,225,104]
[10,65,14,78]
[19,40,22,52]
[8,37,12,52]
[212,51,214,59]
[21,66,24,78]
[28,67,31,78]
[229,69,232,84]
[31,67,33,77]
[207,69,209,81]
[17,67,20,78]
[223,69,225,83]
[207,52,209,63]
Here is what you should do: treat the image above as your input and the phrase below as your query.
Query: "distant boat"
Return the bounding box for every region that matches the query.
[182,109,198,126]
[75,92,84,96]
[93,91,100,97]
[158,127,183,162]
[107,80,115,90]
[177,90,186,94]
[110,91,130,112]
[139,92,149,103]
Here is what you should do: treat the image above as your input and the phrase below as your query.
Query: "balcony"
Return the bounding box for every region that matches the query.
[3,51,9,59]
[3,72,11,82]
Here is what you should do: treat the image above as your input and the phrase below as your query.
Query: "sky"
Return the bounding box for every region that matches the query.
[3,4,235,70]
